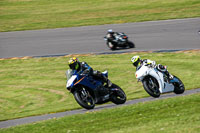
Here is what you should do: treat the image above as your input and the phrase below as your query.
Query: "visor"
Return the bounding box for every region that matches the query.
[69,62,79,70]
[133,60,140,67]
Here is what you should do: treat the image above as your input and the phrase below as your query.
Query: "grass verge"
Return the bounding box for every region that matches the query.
[0,93,199,133]
[0,50,200,121]
[0,0,200,32]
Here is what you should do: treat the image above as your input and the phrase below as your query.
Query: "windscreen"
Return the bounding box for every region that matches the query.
[66,69,76,81]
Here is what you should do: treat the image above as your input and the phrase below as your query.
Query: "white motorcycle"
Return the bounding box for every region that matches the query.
[135,64,185,98]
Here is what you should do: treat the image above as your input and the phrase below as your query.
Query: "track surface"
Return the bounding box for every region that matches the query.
[0,18,200,58]
[0,88,199,129]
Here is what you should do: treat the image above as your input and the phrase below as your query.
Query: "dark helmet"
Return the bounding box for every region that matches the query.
[131,55,141,67]
[68,57,80,70]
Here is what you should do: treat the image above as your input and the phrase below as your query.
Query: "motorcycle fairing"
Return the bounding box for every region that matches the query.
[66,75,77,89]
[136,65,174,94]
[78,76,102,89]
[148,68,174,93]
[105,32,129,46]
[66,69,105,92]
[169,77,179,83]
[66,69,111,103]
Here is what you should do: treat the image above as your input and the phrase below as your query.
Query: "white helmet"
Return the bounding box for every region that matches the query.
[131,55,141,67]
[107,29,113,33]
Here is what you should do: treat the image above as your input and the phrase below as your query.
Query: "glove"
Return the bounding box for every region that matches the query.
[145,63,154,68]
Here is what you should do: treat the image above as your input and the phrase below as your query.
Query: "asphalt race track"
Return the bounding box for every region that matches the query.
[0,18,200,58]
[0,88,200,129]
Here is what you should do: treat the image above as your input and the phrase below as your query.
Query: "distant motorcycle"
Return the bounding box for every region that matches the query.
[66,69,126,109]
[135,64,185,98]
[104,32,135,50]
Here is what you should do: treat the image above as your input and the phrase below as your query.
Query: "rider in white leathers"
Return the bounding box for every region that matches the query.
[131,55,173,80]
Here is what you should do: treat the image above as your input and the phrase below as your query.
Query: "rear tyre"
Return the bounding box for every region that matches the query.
[173,76,185,94]
[128,41,135,48]
[110,84,126,104]
[73,88,95,109]
[142,76,160,98]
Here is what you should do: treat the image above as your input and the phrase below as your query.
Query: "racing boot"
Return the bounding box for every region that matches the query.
[107,79,113,88]
[93,70,113,88]
[165,71,174,81]
[102,75,112,88]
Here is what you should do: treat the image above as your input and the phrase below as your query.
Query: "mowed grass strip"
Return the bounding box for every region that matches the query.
[0,0,200,32]
[0,93,200,133]
[0,51,200,121]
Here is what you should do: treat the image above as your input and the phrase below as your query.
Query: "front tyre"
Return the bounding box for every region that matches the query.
[173,76,185,94]
[142,76,160,98]
[73,88,95,109]
[110,84,126,104]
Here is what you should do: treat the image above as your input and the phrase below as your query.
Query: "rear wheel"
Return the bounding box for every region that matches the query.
[142,76,160,98]
[110,84,126,104]
[173,76,185,94]
[73,87,95,109]
[128,41,135,48]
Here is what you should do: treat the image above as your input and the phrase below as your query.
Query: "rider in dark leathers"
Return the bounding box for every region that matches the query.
[106,29,118,43]
[68,57,112,87]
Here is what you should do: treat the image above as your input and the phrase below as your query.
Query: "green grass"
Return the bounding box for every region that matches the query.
[0,51,200,121]
[0,93,199,133]
[0,0,200,32]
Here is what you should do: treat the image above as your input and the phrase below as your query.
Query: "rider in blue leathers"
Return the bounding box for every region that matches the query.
[68,57,112,87]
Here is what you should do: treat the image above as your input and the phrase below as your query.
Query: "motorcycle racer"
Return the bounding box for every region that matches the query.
[106,29,116,41]
[68,57,112,87]
[131,55,173,80]
[104,29,135,50]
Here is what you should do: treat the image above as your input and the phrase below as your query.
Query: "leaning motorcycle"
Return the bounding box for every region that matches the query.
[104,32,135,50]
[135,64,185,98]
[66,69,126,109]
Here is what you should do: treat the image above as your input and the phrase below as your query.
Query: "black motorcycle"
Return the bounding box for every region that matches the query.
[66,69,126,109]
[104,32,135,50]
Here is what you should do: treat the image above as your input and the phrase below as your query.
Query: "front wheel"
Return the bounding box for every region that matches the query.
[173,76,185,94]
[142,76,160,98]
[73,88,95,109]
[110,84,126,104]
